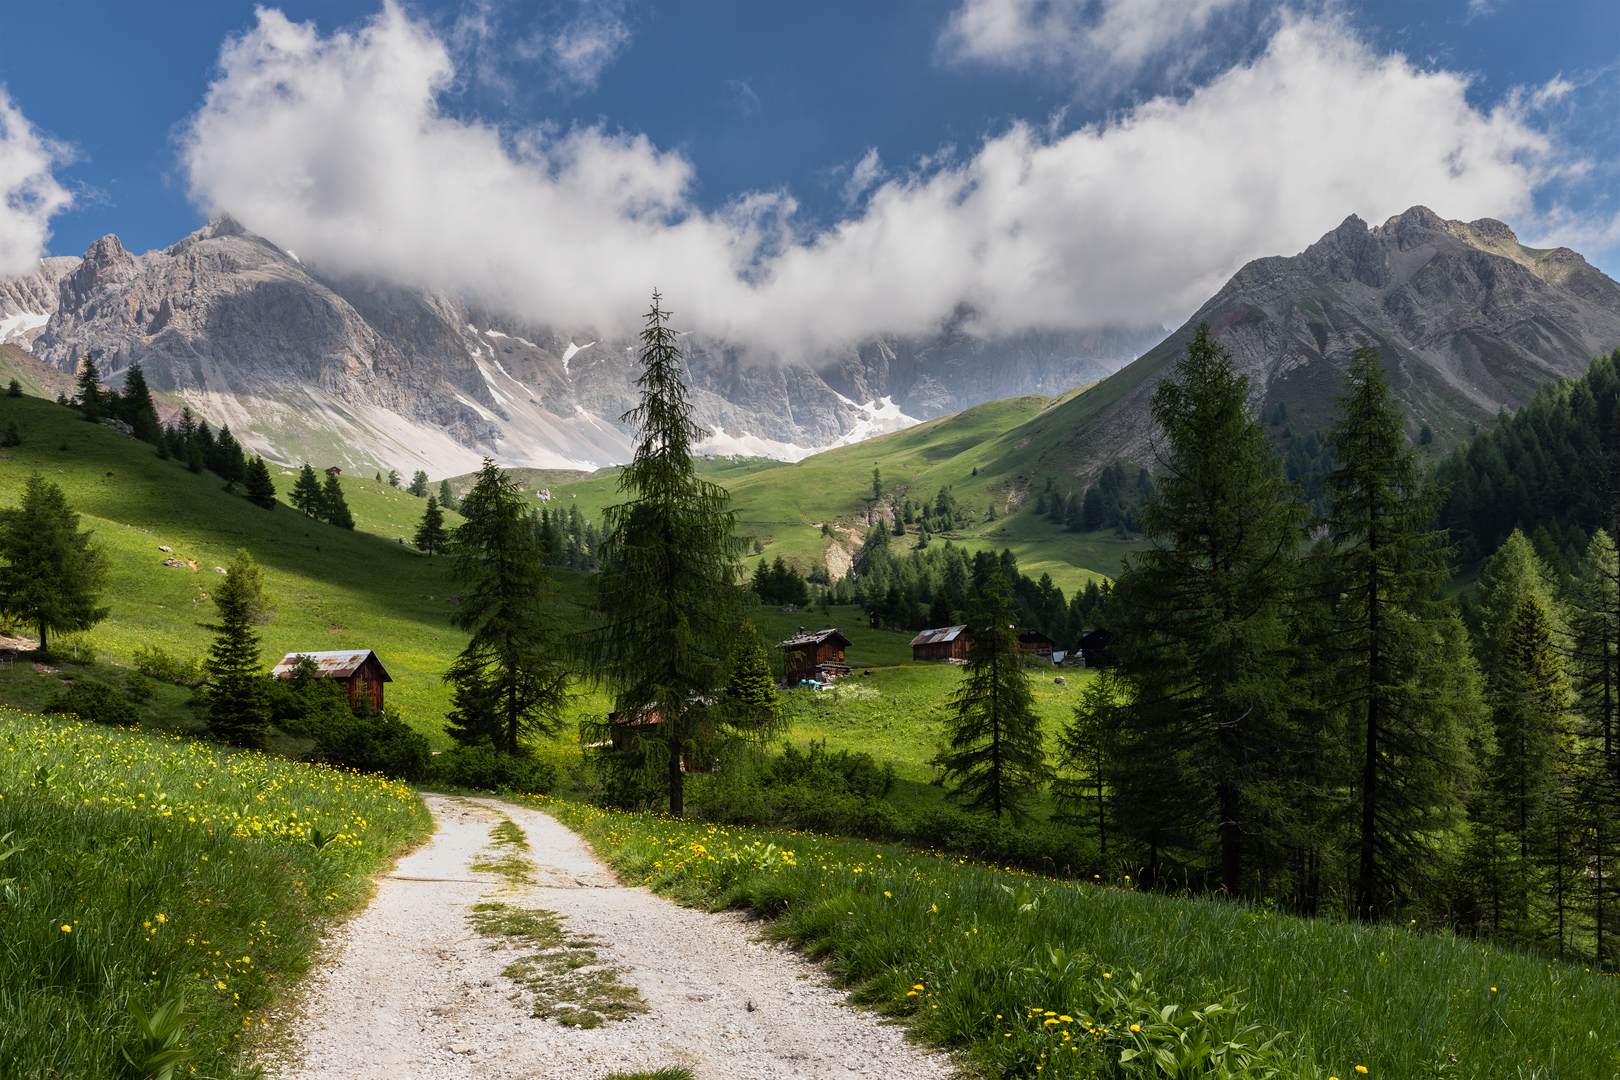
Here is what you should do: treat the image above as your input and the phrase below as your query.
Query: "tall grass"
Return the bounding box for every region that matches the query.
[0,709,431,1078]
[536,799,1620,1079]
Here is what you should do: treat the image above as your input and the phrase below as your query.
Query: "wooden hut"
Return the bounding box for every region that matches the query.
[1078,628,1113,669]
[271,649,392,710]
[605,702,711,771]
[778,628,852,687]
[324,466,343,477]
[910,625,969,661]
[1017,630,1056,662]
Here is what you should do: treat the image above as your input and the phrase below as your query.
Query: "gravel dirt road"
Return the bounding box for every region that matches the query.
[257,794,955,1080]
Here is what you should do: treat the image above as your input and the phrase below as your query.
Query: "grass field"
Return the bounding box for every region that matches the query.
[537,800,1620,1080]
[0,707,432,1078]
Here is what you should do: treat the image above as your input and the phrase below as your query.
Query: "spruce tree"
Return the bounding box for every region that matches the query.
[387,468,401,488]
[290,464,325,517]
[321,473,354,529]
[1565,529,1620,959]
[414,496,448,555]
[929,592,955,629]
[937,573,1048,821]
[210,425,247,484]
[5,379,20,398]
[442,460,573,754]
[1107,323,1304,893]
[439,479,456,511]
[74,353,104,422]
[582,291,748,815]
[409,470,429,497]
[0,474,110,654]
[724,621,779,726]
[1056,669,1124,852]
[118,362,162,443]
[1318,343,1483,917]
[244,456,278,510]
[203,550,272,748]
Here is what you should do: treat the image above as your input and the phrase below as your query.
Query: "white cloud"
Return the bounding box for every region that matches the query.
[517,0,631,96]
[182,5,1569,357]
[841,148,884,206]
[0,87,73,275]
[938,0,1248,93]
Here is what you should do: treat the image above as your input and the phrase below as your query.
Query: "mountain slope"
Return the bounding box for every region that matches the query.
[0,218,1154,475]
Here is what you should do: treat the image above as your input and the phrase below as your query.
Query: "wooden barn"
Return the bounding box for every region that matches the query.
[604,702,711,771]
[271,649,392,710]
[778,628,852,687]
[1078,628,1113,669]
[324,466,343,477]
[1017,630,1056,662]
[911,624,969,661]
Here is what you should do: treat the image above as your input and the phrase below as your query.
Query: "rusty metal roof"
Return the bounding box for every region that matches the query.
[778,628,850,650]
[910,625,967,646]
[270,650,392,682]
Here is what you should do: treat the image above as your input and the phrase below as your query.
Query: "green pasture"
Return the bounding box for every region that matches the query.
[541,800,1620,1080]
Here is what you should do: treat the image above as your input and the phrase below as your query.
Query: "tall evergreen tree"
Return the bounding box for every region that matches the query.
[203,550,272,748]
[438,479,456,511]
[210,425,247,484]
[1056,669,1125,852]
[582,291,747,815]
[1318,343,1483,918]
[723,620,780,728]
[1565,529,1620,959]
[414,496,448,555]
[937,573,1048,821]
[1108,323,1304,893]
[321,473,355,529]
[290,464,325,517]
[408,470,430,498]
[0,474,110,654]
[387,468,401,488]
[74,353,104,423]
[118,362,162,442]
[442,460,573,754]
[244,456,278,510]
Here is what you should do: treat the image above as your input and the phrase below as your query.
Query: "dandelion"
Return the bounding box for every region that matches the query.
[1130,1024,1140,1032]
[1355,1068,1368,1075]
[61,925,72,933]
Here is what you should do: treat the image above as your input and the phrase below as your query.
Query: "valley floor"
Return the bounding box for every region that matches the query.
[258,794,952,1080]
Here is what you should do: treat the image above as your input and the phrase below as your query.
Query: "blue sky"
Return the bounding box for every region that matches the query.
[3,0,1617,351]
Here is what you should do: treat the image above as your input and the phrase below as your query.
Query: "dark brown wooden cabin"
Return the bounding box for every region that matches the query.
[324,466,343,477]
[1017,630,1056,662]
[271,650,392,711]
[910,625,970,661]
[778,628,852,687]
[1078,628,1113,669]
[605,703,710,771]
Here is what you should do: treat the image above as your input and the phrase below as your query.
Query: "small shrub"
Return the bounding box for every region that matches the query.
[123,672,155,702]
[313,707,432,781]
[133,645,206,688]
[435,743,558,794]
[42,680,139,726]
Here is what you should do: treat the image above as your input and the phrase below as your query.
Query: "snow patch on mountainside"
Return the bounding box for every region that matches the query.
[0,311,50,349]
[561,341,594,374]
[696,396,921,462]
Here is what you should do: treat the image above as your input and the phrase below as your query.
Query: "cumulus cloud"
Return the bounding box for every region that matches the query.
[182,4,1568,356]
[0,87,73,275]
[938,0,1250,93]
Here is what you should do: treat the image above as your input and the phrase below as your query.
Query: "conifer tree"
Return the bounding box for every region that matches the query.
[1056,669,1125,852]
[244,456,278,510]
[439,479,456,511]
[929,592,955,629]
[118,362,162,443]
[210,425,247,484]
[1107,323,1304,893]
[582,291,747,814]
[290,465,324,517]
[1318,343,1483,917]
[937,573,1048,821]
[6,379,20,398]
[387,468,401,487]
[0,420,19,448]
[1565,529,1620,959]
[0,474,110,654]
[414,496,448,554]
[409,470,429,497]
[321,473,354,529]
[74,353,104,422]
[442,460,573,754]
[724,621,779,725]
[203,550,272,748]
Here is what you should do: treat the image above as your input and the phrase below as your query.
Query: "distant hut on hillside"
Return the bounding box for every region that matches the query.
[911,625,969,662]
[1017,630,1056,663]
[779,628,852,687]
[324,466,342,477]
[271,649,392,710]
[1078,629,1112,669]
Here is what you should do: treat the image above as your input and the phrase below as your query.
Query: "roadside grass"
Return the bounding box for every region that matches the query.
[0,708,431,1079]
[535,801,1620,1080]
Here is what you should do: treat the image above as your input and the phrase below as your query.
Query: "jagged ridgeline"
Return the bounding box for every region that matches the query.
[1435,347,1620,566]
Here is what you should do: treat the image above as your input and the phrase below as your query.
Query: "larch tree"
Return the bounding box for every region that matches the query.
[1107,323,1304,894]
[0,474,110,654]
[204,550,273,748]
[937,573,1048,821]
[581,291,747,815]
[1564,529,1620,959]
[1317,342,1483,918]
[409,470,430,498]
[443,459,574,755]
[414,496,448,555]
